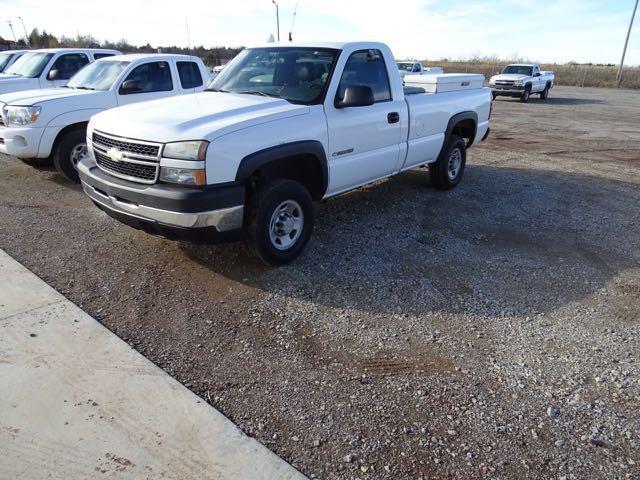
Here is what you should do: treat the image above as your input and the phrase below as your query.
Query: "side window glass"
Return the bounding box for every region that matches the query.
[50,53,90,80]
[121,61,173,94]
[337,49,391,103]
[177,61,203,89]
[94,53,116,60]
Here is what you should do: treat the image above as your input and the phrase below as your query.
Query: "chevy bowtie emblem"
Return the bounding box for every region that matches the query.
[106,147,124,162]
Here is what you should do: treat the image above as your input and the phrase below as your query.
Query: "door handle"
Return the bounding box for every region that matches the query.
[387,112,400,124]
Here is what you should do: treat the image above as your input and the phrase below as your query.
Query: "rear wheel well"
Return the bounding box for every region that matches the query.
[451,119,476,147]
[52,122,88,156]
[245,154,326,201]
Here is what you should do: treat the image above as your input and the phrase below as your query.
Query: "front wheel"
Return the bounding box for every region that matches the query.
[53,129,87,183]
[429,135,467,190]
[244,179,313,266]
[520,87,531,103]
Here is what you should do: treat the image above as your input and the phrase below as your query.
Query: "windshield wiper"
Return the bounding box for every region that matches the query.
[75,86,96,91]
[235,90,278,98]
[205,87,228,92]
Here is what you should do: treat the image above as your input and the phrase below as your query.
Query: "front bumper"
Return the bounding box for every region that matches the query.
[0,126,44,158]
[78,157,245,242]
[491,85,525,96]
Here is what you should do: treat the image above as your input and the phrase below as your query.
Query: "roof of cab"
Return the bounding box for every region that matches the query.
[20,48,121,54]
[96,53,200,62]
[247,41,387,51]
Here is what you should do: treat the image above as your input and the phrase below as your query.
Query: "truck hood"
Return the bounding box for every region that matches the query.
[90,92,309,142]
[0,75,38,94]
[0,87,98,106]
[491,74,528,82]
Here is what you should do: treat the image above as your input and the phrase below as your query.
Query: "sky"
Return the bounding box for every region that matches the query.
[1,0,639,65]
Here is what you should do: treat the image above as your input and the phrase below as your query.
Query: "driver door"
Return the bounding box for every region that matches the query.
[324,49,404,195]
[41,53,89,88]
[116,61,177,106]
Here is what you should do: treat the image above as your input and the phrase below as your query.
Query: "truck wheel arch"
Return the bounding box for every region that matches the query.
[51,122,89,156]
[442,112,478,150]
[236,141,329,201]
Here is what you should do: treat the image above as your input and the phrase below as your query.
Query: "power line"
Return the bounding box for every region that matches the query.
[616,0,639,88]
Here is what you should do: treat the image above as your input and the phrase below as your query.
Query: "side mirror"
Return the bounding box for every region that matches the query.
[119,79,142,94]
[47,69,63,81]
[534,72,541,77]
[335,85,375,109]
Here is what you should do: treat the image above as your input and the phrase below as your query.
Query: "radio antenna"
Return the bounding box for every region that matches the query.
[186,17,192,57]
[288,0,299,41]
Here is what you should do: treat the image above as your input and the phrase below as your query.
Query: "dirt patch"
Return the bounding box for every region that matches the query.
[1,86,639,479]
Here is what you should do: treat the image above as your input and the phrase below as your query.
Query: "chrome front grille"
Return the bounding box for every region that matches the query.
[95,151,157,182]
[91,130,161,184]
[93,131,160,157]
[495,80,515,86]
[0,117,5,128]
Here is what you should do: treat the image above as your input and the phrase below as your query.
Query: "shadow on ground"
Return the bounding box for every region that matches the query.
[182,164,640,318]
[496,96,603,105]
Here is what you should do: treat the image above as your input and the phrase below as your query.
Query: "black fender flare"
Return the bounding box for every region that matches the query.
[235,140,329,199]
[440,111,478,153]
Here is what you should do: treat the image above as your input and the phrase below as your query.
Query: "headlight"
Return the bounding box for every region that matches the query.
[4,105,41,127]
[162,140,209,161]
[159,166,206,186]
[514,80,524,86]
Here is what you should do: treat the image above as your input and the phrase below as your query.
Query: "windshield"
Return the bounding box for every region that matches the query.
[5,52,54,78]
[0,53,15,72]
[67,60,130,91]
[502,65,533,76]
[208,47,338,105]
[397,62,414,71]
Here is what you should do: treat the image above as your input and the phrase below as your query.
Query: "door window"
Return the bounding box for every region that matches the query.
[337,49,391,103]
[93,53,116,60]
[121,61,173,93]
[49,53,90,80]
[177,61,203,89]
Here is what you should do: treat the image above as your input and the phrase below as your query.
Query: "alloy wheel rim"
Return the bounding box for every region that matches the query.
[447,147,462,180]
[269,200,304,250]
[70,143,88,170]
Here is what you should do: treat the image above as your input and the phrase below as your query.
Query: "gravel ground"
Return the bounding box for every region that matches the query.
[1,86,639,479]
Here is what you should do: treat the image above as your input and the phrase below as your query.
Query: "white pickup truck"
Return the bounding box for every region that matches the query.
[489,64,554,102]
[0,54,209,181]
[79,41,491,265]
[0,48,121,96]
[0,50,29,73]
[396,60,443,78]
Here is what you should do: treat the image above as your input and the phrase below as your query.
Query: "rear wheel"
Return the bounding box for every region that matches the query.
[540,84,550,100]
[520,86,531,103]
[53,129,87,183]
[243,179,313,266]
[429,135,467,190]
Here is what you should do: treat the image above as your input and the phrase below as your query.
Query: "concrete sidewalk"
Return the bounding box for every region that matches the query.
[0,249,307,480]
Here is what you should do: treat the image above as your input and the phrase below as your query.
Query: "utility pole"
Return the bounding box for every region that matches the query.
[6,20,17,43]
[616,0,639,88]
[18,17,29,46]
[272,0,280,42]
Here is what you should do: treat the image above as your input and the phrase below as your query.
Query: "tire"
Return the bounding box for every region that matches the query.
[243,179,313,266]
[492,92,497,100]
[540,84,550,100]
[520,86,531,103]
[429,135,467,190]
[53,129,88,183]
